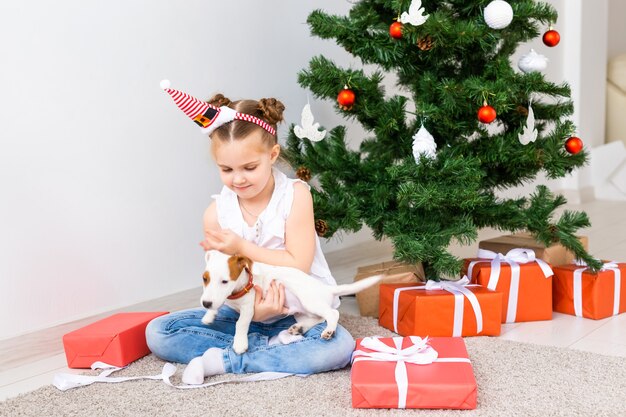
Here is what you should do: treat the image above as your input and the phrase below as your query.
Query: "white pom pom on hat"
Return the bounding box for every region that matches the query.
[160,79,171,90]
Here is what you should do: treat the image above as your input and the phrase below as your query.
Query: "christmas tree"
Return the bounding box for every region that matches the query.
[283,0,602,279]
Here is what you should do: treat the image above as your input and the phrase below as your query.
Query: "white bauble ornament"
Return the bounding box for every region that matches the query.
[294,103,326,142]
[484,0,513,29]
[518,102,538,145]
[518,49,548,73]
[412,125,437,162]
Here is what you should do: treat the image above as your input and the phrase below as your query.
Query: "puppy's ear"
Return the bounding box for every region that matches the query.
[235,254,253,270]
[227,255,253,280]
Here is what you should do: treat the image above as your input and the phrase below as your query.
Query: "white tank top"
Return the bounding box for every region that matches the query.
[212,168,339,308]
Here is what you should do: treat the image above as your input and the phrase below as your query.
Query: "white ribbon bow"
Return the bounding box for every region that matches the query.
[572,259,622,317]
[53,361,302,391]
[467,248,553,323]
[351,336,470,409]
[392,276,483,337]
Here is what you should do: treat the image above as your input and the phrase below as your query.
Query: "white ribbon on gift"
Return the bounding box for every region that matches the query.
[466,248,553,323]
[53,361,303,391]
[392,276,483,336]
[351,336,470,409]
[572,259,622,317]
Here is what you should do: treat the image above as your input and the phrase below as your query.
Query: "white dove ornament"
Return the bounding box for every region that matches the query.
[518,103,538,145]
[412,125,437,162]
[399,0,429,26]
[294,104,326,142]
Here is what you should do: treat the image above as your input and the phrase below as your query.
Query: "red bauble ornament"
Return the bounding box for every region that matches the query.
[543,29,560,47]
[337,86,355,111]
[478,103,497,124]
[565,136,583,154]
[389,21,403,39]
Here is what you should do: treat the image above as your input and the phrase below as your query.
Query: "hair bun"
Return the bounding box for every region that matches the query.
[258,98,285,125]
[207,93,232,108]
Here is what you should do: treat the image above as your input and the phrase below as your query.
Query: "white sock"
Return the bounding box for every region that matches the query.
[201,347,226,376]
[181,348,225,385]
[182,357,206,385]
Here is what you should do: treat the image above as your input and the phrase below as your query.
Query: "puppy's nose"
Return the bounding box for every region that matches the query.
[203,300,213,309]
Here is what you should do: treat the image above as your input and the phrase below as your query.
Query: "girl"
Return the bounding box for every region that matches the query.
[146,89,355,384]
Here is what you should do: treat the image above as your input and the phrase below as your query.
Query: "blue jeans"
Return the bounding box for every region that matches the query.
[145,306,355,374]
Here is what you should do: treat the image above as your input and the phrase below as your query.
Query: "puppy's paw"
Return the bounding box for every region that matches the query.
[232,335,248,354]
[320,329,335,340]
[287,324,304,335]
[276,329,304,345]
[182,357,206,385]
[201,310,216,325]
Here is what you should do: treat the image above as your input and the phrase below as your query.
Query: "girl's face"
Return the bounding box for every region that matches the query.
[212,130,280,201]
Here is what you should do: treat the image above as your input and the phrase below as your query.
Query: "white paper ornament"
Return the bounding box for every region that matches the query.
[518,102,538,145]
[412,124,437,162]
[294,103,326,142]
[399,0,429,26]
[518,49,548,73]
[484,0,513,29]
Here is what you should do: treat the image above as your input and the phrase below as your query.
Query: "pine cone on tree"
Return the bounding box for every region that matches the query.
[417,35,433,51]
[315,219,329,237]
[516,105,529,116]
[296,166,312,182]
[536,149,545,167]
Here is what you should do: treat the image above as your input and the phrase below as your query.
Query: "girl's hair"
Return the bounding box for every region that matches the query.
[207,93,285,148]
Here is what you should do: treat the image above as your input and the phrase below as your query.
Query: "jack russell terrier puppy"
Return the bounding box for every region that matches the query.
[200,250,382,355]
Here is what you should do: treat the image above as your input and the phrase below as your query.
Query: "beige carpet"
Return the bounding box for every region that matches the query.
[2,315,626,417]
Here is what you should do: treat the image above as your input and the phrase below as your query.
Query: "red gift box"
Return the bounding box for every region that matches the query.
[464,248,554,323]
[351,336,477,409]
[379,280,501,337]
[63,312,168,368]
[553,261,626,319]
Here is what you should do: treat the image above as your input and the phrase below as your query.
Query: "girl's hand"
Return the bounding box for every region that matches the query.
[200,229,244,255]
[252,281,289,322]
[199,238,212,251]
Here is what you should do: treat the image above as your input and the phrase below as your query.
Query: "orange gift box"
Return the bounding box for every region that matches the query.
[553,263,626,320]
[463,256,553,323]
[63,312,168,368]
[351,336,477,409]
[379,282,501,337]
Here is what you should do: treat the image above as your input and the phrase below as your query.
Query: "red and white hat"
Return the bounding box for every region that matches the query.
[160,80,275,136]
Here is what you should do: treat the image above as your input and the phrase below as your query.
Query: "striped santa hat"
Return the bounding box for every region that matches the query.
[160,80,275,136]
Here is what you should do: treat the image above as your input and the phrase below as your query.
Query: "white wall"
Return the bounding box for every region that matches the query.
[0,0,357,339]
[608,0,626,60]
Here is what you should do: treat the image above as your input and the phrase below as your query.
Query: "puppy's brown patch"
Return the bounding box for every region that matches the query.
[202,271,210,286]
[227,255,252,280]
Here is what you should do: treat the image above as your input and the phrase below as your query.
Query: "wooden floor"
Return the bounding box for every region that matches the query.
[2,199,626,400]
